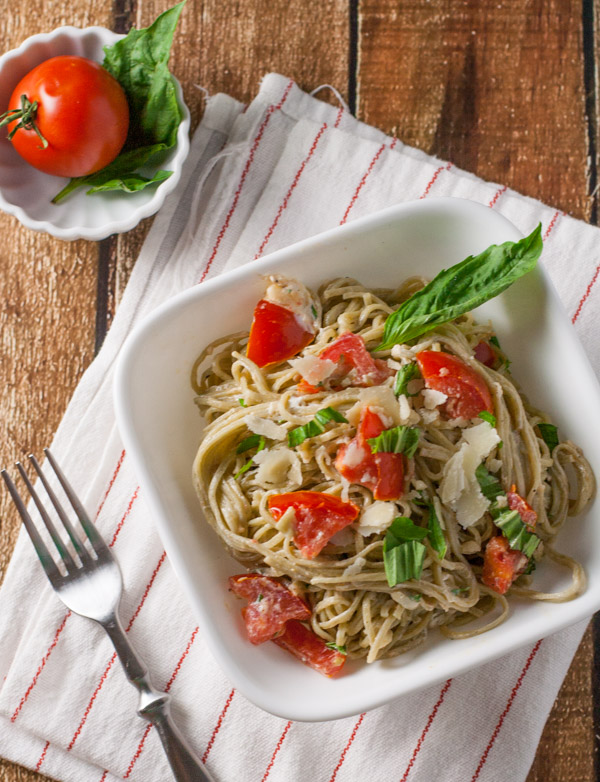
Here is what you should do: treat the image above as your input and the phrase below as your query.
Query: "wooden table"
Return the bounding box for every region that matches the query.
[0,1,596,780]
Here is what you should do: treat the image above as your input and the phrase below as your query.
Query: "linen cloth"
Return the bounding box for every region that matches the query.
[0,73,598,782]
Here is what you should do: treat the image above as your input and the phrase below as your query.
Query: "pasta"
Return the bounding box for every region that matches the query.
[192,274,595,666]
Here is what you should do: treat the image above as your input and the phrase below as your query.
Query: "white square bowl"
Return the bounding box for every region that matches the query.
[114,197,600,721]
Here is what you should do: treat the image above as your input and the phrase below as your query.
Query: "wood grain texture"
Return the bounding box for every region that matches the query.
[0,0,596,780]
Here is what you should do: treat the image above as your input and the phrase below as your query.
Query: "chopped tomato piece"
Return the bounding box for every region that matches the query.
[416,350,494,419]
[229,574,311,645]
[298,332,392,393]
[268,491,359,559]
[273,619,346,677]
[247,299,315,368]
[474,341,496,368]
[481,536,528,595]
[335,407,405,501]
[507,485,537,529]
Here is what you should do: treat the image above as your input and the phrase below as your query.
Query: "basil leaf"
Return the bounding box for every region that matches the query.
[383,540,427,586]
[325,642,347,654]
[377,224,543,350]
[478,411,496,427]
[86,170,172,195]
[103,1,185,149]
[239,399,247,407]
[236,434,264,454]
[427,503,447,559]
[489,336,501,349]
[537,423,559,454]
[367,426,420,458]
[288,407,348,447]
[475,464,504,502]
[409,593,422,601]
[234,436,265,479]
[394,363,420,397]
[384,517,428,546]
[494,508,540,558]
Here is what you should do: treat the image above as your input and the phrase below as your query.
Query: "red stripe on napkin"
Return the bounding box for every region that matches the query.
[399,679,452,782]
[260,720,293,781]
[35,740,49,771]
[328,712,366,782]
[419,163,453,199]
[572,264,600,324]
[543,210,562,240]
[488,185,507,208]
[340,141,388,225]
[198,79,294,283]
[255,121,329,259]
[202,688,236,763]
[470,640,542,782]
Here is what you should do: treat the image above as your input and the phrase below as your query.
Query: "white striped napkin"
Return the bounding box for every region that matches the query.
[0,73,598,782]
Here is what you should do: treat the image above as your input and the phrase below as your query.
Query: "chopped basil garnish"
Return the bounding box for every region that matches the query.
[394,363,421,397]
[475,464,503,502]
[409,593,422,601]
[325,641,347,654]
[234,436,266,479]
[383,539,427,587]
[367,426,420,458]
[489,335,501,349]
[537,423,559,454]
[236,434,264,454]
[386,516,429,544]
[239,398,247,407]
[377,224,543,350]
[257,594,263,602]
[494,508,540,558]
[427,503,447,560]
[311,304,318,319]
[478,411,496,427]
[287,407,348,447]
[452,586,469,595]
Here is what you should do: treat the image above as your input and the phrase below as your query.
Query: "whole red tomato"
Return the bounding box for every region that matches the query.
[2,55,129,178]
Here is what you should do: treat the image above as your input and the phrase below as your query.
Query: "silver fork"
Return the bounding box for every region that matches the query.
[1,449,216,782]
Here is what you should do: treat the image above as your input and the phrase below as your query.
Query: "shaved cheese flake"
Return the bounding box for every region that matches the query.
[358,386,400,424]
[273,506,296,535]
[245,415,287,440]
[356,501,397,536]
[253,447,302,488]
[330,527,355,547]
[397,394,420,426]
[289,355,336,385]
[440,421,501,527]
[422,389,448,410]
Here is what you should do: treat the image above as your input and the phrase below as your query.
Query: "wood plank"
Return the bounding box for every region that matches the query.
[358,2,594,781]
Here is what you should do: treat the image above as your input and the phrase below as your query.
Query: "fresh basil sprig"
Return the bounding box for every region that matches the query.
[478,411,496,427]
[288,407,348,447]
[377,225,543,350]
[53,1,185,203]
[386,516,429,543]
[383,539,427,587]
[367,426,420,458]
[537,423,559,454]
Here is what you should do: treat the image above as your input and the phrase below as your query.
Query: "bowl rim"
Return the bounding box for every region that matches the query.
[0,25,191,241]
[113,197,600,721]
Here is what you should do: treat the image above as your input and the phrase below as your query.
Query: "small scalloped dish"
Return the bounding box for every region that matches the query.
[114,198,600,721]
[0,26,190,241]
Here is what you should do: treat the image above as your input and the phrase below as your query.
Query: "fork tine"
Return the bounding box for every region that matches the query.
[42,448,107,556]
[16,462,77,572]
[28,454,91,564]
[1,469,62,583]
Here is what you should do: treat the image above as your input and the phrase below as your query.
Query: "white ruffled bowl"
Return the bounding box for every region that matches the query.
[0,26,190,241]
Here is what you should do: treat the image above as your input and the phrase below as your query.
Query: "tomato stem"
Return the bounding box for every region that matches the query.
[0,94,49,150]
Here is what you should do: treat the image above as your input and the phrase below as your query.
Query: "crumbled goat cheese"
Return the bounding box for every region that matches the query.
[422,388,448,410]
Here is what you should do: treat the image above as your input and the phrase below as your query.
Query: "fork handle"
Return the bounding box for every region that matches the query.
[104,617,216,782]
